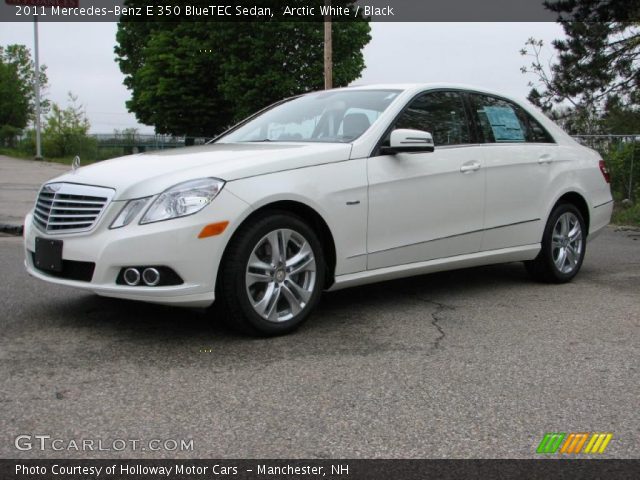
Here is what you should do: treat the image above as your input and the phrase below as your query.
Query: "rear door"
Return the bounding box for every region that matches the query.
[467,93,558,251]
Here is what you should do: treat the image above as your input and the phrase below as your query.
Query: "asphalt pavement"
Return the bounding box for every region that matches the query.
[0,156,68,233]
[0,227,638,459]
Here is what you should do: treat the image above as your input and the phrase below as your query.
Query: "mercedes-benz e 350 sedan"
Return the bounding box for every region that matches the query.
[24,84,613,335]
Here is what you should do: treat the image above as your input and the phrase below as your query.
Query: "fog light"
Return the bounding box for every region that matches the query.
[117,266,182,286]
[142,267,161,286]
[123,268,141,286]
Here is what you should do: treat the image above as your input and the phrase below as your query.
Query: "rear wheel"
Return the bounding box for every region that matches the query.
[218,212,325,336]
[525,203,586,283]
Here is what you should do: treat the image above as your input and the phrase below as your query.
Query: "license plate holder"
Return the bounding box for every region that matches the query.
[34,237,63,272]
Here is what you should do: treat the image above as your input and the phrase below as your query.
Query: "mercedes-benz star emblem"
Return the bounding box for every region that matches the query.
[72,156,81,171]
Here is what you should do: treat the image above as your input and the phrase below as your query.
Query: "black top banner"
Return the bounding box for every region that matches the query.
[0,0,636,22]
[2,459,640,480]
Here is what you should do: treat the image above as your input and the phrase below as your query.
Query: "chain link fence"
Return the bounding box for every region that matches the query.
[92,133,211,159]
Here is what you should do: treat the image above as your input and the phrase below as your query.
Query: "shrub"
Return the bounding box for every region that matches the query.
[42,93,97,159]
[605,141,639,202]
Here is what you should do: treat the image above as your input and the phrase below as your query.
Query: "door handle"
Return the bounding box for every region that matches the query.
[460,161,481,173]
[538,154,553,164]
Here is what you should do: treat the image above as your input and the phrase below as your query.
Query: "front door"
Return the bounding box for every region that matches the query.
[366,91,486,270]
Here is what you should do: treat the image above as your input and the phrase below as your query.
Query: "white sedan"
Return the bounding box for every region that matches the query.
[24,84,613,335]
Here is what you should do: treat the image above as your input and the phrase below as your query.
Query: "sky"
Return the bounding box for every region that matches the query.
[0,22,565,134]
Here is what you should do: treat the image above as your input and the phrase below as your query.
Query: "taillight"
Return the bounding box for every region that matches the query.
[599,160,611,183]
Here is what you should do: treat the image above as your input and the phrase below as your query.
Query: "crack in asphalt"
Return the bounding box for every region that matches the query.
[430,304,447,350]
[405,295,456,351]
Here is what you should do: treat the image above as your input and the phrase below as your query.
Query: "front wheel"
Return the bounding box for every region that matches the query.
[525,203,586,283]
[217,213,325,336]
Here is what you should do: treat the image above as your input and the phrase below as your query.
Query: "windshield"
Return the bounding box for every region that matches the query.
[217,89,401,144]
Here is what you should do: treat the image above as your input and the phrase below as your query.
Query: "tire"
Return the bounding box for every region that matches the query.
[525,203,587,283]
[217,212,326,336]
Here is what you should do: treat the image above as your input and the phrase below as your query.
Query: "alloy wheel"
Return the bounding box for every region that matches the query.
[551,212,583,274]
[245,228,317,322]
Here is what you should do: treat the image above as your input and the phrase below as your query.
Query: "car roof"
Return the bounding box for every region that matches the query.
[336,83,527,104]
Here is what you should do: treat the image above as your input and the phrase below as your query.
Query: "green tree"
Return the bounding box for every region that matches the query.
[116,22,232,138]
[0,44,49,121]
[520,1,639,134]
[0,60,29,146]
[43,93,96,158]
[115,2,370,137]
[542,1,638,107]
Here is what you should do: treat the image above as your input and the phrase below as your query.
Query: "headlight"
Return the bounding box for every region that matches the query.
[110,197,150,229]
[140,178,225,224]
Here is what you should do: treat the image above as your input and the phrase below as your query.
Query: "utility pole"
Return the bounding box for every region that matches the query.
[7,0,79,160]
[323,1,332,89]
[33,14,42,160]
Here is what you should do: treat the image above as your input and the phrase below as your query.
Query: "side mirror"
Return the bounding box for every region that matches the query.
[381,129,435,155]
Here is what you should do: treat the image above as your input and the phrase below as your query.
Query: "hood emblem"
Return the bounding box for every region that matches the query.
[72,156,81,172]
[44,183,62,193]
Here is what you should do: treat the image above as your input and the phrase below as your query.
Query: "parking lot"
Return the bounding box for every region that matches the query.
[0,227,638,458]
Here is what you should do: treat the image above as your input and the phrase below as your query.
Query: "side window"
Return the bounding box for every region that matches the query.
[471,94,554,143]
[394,91,471,146]
[526,113,555,143]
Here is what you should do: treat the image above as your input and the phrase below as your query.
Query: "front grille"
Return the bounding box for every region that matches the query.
[33,183,115,234]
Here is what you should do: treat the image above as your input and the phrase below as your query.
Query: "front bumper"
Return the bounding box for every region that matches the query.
[23,190,249,308]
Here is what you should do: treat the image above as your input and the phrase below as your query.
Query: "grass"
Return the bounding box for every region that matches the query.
[0,147,102,166]
[0,147,33,160]
[611,202,640,227]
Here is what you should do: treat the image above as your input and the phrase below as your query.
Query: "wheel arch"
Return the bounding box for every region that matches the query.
[220,200,337,289]
[552,191,590,234]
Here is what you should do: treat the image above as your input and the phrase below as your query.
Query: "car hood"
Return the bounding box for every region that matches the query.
[48,142,353,200]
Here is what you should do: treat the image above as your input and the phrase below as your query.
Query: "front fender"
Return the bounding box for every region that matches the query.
[224,159,368,276]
